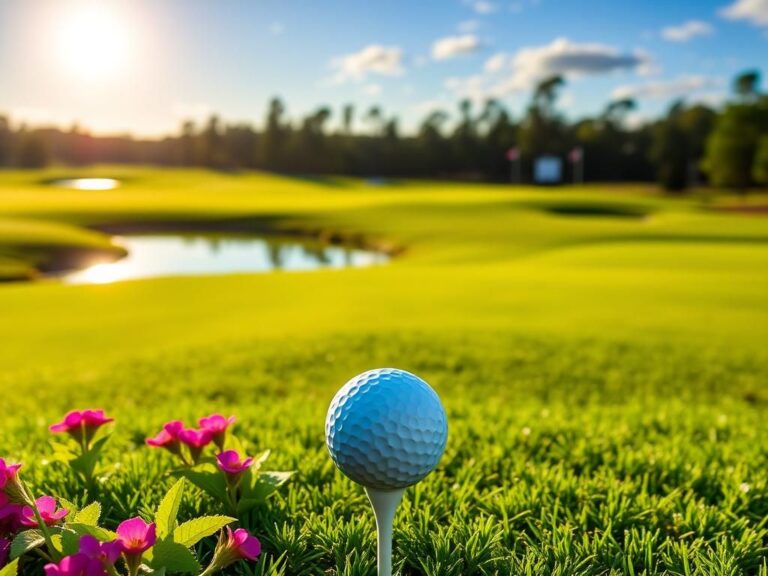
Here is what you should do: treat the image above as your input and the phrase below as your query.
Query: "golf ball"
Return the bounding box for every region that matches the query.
[325,368,448,490]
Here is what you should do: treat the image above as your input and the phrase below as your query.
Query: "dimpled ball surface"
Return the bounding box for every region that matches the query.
[325,368,448,490]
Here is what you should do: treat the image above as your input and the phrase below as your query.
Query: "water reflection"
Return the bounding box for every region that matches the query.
[62,234,389,284]
[52,178,120,190]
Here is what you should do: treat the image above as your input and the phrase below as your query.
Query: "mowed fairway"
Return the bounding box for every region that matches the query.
[0,168,767,575]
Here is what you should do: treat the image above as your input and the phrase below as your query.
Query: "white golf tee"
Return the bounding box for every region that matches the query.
[365,487,405,576]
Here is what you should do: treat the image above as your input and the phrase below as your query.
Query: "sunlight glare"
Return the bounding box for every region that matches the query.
[66,262,129,284]
[57,3,129,81]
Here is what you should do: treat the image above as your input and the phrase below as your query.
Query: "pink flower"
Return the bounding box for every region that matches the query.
[115,517,156,556]
[146,420,184,456]
[50,410,113,446]
[178,428,213,449]
[44,554,106,576]
[0,537,9,568]
[199,414,236,449]
[21,496,68,527]
[216,451,253,479]
[208,527,261,571]
[0,459,21,490]
[226,527,261,560]
[0,493,21,534]
[78,535,122,565]
[178,428,213,463]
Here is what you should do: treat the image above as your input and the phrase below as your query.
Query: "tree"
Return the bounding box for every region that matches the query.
[179,120,198,166]
[753,136,768,185]
[519,75,568,168]
[651,102,688,191]
[341,104,354,135]
[261,97,289,170]
[702,72,768,190]
[734,70,760,102]
[16,129,49,168]
[418,110,450,177]
[0,115,12,167]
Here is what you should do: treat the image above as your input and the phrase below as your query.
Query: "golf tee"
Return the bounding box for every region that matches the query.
[365,487,405,576]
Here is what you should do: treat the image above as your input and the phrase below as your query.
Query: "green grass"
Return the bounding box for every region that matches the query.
[0,167,767,574]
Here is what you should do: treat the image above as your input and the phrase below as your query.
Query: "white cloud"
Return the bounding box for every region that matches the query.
[445,38,653,103]
[720,0,768,26]
[432,34,482,60]
[363,83,382,97]
[471,1,497,14]
[330,45,404,83]
[511,38,650,84]
[661,20,713,42]
[458,19,481,33]
[611,75,725,100]
[484,52,508,73]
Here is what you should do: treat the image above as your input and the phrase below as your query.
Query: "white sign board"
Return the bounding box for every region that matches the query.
[534,156,562,184]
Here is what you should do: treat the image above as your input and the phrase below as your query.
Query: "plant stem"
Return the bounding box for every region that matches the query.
[31,505,60,561]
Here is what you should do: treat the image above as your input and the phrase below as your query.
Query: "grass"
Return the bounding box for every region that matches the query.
[0,167,767,574]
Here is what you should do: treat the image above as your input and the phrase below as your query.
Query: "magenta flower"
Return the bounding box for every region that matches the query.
[178,428,213,449]
[208,527,261,571]
[50,410,114,447]
[78,535,122,565]
[0,537,9,568]
[0,493,21,533]
[20,496,69,527]
[44,554,106,576]
[116,517,156,556]
[0,459,21,490]
[226,527,262,560]
[146,420,184,456]
[199,414,236,449]
[178,428,213,463]
[216,450,253,481]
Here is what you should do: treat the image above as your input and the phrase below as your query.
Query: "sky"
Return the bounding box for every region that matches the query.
[0,0,766,137]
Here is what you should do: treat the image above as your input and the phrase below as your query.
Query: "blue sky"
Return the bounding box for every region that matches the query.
[0,0,766,136]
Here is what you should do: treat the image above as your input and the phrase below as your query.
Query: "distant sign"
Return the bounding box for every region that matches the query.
[534,156,562,184]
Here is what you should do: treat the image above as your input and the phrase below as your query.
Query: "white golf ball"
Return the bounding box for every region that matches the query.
[325,368,448,490]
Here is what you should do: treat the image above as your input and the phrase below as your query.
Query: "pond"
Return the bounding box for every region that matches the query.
[60,234,389,284]
[52,178,120,190]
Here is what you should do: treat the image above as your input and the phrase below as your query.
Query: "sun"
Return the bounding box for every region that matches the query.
[57,3,129,81]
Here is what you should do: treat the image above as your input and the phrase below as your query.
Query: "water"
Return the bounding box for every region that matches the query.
[61,235,389,284]
[52,178,120,190]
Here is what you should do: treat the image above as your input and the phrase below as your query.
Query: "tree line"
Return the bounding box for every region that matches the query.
[0,70,766,192]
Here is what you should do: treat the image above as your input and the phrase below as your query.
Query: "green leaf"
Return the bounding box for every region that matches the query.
[243,470,293,503]
[252,449,271,473]
[66,523,117,542]
[150,540,201,574]
[172,515,235,548]
[155,478,185,539]
[50,533,64,554]
[0,558,18,575]
[58,497,78,522]
[49,441,78,464]
[174,468,228,503]
[59,529,81,556]
[144,569,166,576]
[73,502,101,526]
[68,437,109,478]
[10,529,45,559]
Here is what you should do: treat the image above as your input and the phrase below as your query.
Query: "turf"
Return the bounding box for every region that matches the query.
[0,167,767,575]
